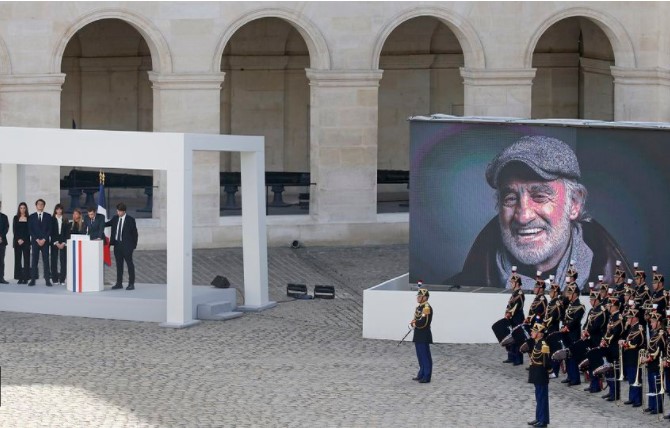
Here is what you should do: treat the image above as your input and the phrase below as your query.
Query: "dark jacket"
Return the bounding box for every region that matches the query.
[0,212,8,246]
[412,302,433,344]
[50,216,70,245]
[84,213,106,240]
[447,217,633,287]
[28,211,52,243]
[106,214,138,250]
[12,216,30,248]
[528,339,551,385]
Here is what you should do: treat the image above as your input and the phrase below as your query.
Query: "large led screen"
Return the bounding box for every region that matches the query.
[409,120,670,290]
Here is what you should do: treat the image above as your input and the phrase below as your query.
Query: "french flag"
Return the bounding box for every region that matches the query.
[97,179,112,267]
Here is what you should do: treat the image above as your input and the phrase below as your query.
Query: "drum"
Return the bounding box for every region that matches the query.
[511,323,531,345]
[520,338,535,354]
[547,332,572,361]
[492,318,513,344]
[580,347,605,372]
[593,362,614,376]
[570,339,589,364]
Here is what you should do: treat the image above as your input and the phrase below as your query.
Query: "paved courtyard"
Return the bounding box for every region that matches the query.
[0,245,666,427]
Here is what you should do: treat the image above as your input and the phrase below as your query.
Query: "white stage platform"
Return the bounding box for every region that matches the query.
[0,283,237,323]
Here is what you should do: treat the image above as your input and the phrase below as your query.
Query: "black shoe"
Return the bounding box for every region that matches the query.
[561,379,571,384]
[569,382,581,386]
[643,408,652,413]
[527,421,537,426]
[126,284,135,291]
[0,279,8,284]
[663,414,670,420]
[602,393,610,399]
[28,280,35,286]
[412,377,421,381]
[589,389,602,393]
[513,362,523,366]
[623,400,633,405]
[649,410,660,415]
[45,280,52,286]
[418,379,430,383]
[533,423,547,428]
[606,397,616,402]
[583,386,591,391]
[111,284,123,290]
[502,359,513,363]
[632,403,642,407]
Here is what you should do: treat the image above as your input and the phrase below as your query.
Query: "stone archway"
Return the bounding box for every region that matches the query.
[530,16,616,120]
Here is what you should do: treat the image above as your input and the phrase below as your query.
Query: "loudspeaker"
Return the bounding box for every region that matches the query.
[314,285,335,299]
[287,283,308,298]
[211,275,231,288]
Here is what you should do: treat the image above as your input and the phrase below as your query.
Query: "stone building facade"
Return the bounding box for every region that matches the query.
[0,2,667,249]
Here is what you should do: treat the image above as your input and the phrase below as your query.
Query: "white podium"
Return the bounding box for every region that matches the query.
[66,235,104,293]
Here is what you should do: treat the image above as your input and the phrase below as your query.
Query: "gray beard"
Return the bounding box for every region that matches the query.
[499,204,572,267]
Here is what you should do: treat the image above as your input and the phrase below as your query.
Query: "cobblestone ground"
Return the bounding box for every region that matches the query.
[0,245,667,427]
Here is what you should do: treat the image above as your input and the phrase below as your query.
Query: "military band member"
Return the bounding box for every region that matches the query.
[561,283,585,386]
[527,323,551,428]
[582,289,607,392]
[613,260,627,301]
[544,281,562,378]
[620,308,645,407]
[528,272,547,328]
[601,298,624,401]
[505,267,525,365]
[664,312,670,420]
[651,268,666,320]
[634,262,651,333]
[644,312,665,415]
[411,287,433,383]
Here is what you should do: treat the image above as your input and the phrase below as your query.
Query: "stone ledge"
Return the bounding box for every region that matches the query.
[148,72,226,90]
[460,68,537,86]
[611,67,670,86]
[0,73,66,92]
[306,69,383,87]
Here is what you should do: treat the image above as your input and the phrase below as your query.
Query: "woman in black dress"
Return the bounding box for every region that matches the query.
[69,208,87,235]
[13,202,30,284]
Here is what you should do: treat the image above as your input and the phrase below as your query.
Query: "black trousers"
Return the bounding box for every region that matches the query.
[14,244,30,280]
[31,241,50,280]
[114,243,135,285]
[50,245,67,283]
[0,244,5,279]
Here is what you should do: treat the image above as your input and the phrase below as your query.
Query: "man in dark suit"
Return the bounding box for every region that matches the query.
[0,201,9,284]
[106,202,138,290]
[28,198,52,286]
[84,206,106,241]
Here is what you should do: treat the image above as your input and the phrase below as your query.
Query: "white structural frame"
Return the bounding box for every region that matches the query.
[0,126,272,328]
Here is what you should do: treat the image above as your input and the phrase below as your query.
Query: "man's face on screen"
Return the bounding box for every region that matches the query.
[498,177,577,270]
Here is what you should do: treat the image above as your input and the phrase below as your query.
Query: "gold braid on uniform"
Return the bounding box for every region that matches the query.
[603,315,623,345]
[506,290,524,317]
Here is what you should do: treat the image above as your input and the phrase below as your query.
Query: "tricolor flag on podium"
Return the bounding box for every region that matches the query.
[98,171,112,266]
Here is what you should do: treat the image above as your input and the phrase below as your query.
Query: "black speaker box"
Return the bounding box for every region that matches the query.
[314,285,335,299]
[211,275,231,288]
[287,283,308,298]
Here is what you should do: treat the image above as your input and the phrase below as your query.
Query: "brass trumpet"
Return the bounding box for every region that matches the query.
[617,345,625,381]
[632,349,649,387]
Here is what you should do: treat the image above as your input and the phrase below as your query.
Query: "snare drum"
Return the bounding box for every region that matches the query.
[492,318,513,344]
[547,331,572,361]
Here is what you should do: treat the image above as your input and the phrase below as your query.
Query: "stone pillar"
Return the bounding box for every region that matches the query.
[611,67,670,122]
[461,68,536,118]
[148,72,225,235]
[306,69,383,223]
[0,73,65,207]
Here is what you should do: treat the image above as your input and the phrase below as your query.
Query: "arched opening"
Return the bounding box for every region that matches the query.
[531,17,614,120]
[377,16,464,213]
[59,18,154,216]
[220,17,310,216]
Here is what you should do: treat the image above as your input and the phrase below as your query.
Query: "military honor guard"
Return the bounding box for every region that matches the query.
[543,281,563,378]
[613,260,627,301]
[582,287,607,393]
[411,287,433,384]
[651,267,666,320]
[561,282,585,386]
[601,297,624,401]
[620,307,645,407]
[527,323,551,428]
[644,312,666,415]
[504,267,525,365]
[527,272,548,328]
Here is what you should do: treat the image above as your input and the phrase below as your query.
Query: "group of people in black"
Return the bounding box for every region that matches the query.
[501,260,670,426]
[0,199,138,290]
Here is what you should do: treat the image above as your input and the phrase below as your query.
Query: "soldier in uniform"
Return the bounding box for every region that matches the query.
[527,323,551,428]
[504,267,525,365]
[620,308,645,407]
[528,272,548,328]
[561,283,585,386]
[644,312,666,415]
[634,262,651,334]
[601,297,624,401]
[544,281,563,378]
[582,289,607,392]
[411,287,433,383]
[613,260,627,302]
[651,268,666,321]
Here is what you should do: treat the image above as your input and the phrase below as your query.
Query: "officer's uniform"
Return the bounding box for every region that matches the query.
[602,298,624,401]
[412,288,433,383]
[621,308,645,406]
[505,271,525,365]
[527,323,551,428]
[583,290,606,393]
[645,312,666,415]
[562,283,585,386]
[543,281,562,377]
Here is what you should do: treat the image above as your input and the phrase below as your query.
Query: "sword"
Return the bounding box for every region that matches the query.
[398,326,413,346]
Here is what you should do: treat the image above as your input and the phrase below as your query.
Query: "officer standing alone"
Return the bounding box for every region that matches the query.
[411,288,433,384]
[527,323,551,428]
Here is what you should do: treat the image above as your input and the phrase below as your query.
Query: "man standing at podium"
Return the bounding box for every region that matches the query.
[28,199,52,286]
[85,206,106,240]
[107,203,138,290]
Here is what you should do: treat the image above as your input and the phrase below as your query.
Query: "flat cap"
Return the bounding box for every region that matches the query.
[485,135,581,189]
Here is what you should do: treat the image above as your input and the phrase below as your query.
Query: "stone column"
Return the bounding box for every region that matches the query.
[0,73,64,274]
[461,68,536,118]
[148,72,225,239]
[306,69,383,223]
[611,67,670,122]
